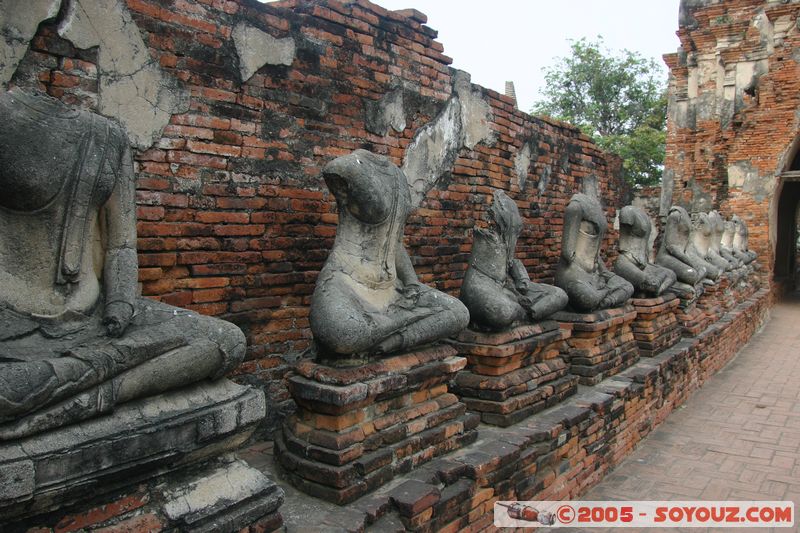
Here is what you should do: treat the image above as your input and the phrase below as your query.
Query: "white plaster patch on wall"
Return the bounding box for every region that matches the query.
[232,22,295,83]
[58,0,188,149]
[0,0,62,86]
[513,143,532,191]
[453,71,494,150]
[728,160,772,203]
[402,70,494,207]
[402,98,461,207]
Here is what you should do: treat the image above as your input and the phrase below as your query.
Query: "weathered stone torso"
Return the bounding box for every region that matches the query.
[320,150,410,308]
[618,208,650,269]
[0,90,118,318]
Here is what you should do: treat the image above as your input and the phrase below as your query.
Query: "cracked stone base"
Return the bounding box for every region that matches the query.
[554,305,640,386]
[630,294,682,357]
[275,344,479,505]
[0,379,280,530]
[449,321,579,426]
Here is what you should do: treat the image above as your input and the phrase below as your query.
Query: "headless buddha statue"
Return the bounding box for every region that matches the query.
[309,149,469,366]
[720,217,745,268]
[460,190,567,331]
[687,212,722,281]
[0,89,245,440]
[613,205,676,297]
[706,210,739,273]
[732,215,757,264]
[555,193,634,312]
[655,206,706,298]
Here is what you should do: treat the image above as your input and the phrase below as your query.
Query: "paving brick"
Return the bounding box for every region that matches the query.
[577,293,800,532]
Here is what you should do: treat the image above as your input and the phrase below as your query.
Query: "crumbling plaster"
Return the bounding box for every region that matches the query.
[232,22,296,83]
[402,70,495,207]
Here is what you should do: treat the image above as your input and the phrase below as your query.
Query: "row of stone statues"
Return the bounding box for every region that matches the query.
[0,89,246,440]
[0,89,758,438]
[312,149,758,357]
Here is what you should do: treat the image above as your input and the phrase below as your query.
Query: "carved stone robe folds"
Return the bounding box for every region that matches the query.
[0,90,244,440]
[309,149,468,365]
[555,193,633,312]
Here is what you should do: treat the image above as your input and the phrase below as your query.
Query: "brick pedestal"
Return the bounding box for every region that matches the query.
[629,294,682,357]
[674,291,712,337]
[553,305,639,385]
[275,345,479,504]
[696,280,724,323]
[717,275,737,312]
[448,321,578,426]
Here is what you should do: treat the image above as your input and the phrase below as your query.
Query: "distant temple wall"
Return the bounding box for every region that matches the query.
[3,0,627,425]
[664,0,800,281]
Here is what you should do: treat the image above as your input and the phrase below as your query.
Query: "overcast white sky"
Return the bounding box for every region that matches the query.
[371,0,682,112]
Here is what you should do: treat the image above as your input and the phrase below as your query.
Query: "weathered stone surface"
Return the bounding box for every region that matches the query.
[614,205,677,297]
[389,480,440,517]
[309,150,469,365]
[0,0,61,86]
[0,90,245,440]
[656,206,707,298]
[402,70,494,206]
[460,190,567,331]
[556,193,634,312]
[0,380,265,522]
[56,0,189,148]
[232,22,295,83]
[365,87,406,135]
[163,458,284,532]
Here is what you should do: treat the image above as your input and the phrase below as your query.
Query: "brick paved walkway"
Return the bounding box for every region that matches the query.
[565,292,800,532]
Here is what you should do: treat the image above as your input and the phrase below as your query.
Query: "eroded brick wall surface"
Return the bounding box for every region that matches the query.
[10,0,626,427]
[664,0,800,274]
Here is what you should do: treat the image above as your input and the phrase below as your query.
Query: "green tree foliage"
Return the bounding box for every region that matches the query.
[531,38,667,186]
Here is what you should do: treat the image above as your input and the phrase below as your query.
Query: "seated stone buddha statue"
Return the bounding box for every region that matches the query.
[720,216,745,268]
[555,193,634,312]
[460,190,567,331]
[732,215,757,264]
[687,211,722,281]
[706,210,739,273]
[0,89,245,440]
[655,206,706,298]
[309,149,469,366]
[613,205,676,297]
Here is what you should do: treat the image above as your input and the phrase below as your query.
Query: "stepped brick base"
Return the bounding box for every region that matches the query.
[275,345,479,504]
[696,280,724,323]
[449,321,579,426]
[553,305,639,385]
[717,275,737,312]
[630,294,682,357]
[675,292,712,337]
[1,381,284,532]
[261,289,771,533]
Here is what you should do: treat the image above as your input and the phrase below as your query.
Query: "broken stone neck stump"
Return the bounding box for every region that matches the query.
[629,294,682,357]
[448,321,578,427]
[0,380,285,531]
[553,305,640,386]
[276,345,479,504]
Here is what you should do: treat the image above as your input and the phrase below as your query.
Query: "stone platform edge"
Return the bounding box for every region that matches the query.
[267,288,771,532]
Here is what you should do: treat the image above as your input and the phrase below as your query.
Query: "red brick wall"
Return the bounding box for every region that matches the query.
[11,0,626,425]
[664,0,800,279]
